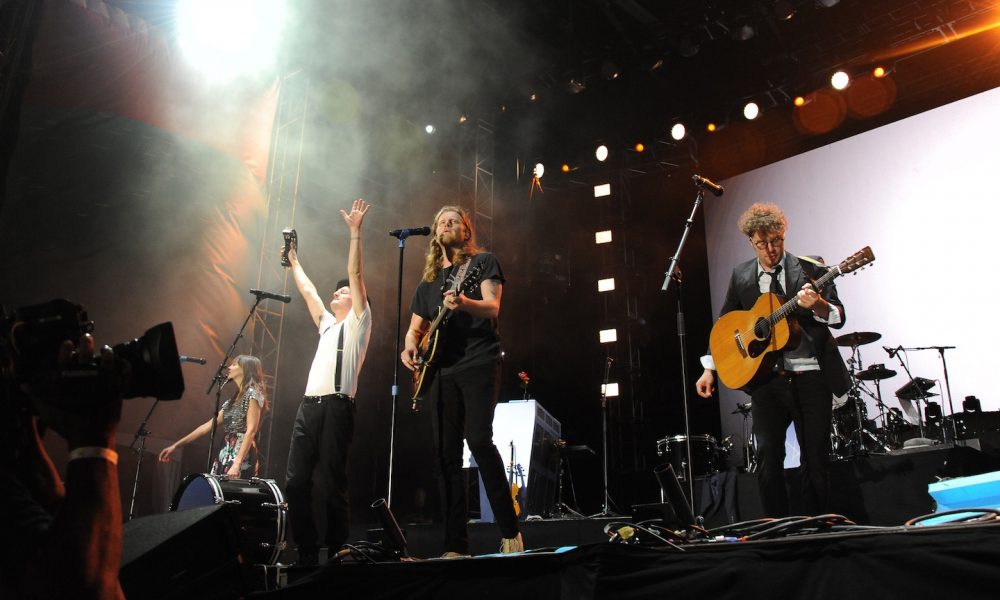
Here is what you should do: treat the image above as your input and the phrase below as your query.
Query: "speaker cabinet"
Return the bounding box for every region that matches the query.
[120,504,243,599]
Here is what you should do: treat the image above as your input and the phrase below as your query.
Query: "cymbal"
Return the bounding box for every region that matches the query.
[855,364,897,381]
[836,331,882,347]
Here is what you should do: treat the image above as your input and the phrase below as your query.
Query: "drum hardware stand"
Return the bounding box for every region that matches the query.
[205,295,263,472]
[732,402,756,472]
[660,179,707,509]
[126,399,160,521]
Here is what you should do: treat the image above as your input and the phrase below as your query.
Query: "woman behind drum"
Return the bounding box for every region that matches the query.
[159,355,268,478]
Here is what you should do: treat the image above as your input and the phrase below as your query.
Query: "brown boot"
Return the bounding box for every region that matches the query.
[499,532,524,554]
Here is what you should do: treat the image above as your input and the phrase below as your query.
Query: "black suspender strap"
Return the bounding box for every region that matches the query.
[334,321,346,394]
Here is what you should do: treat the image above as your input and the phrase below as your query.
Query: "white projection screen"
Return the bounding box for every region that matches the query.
[704,85,1000,444]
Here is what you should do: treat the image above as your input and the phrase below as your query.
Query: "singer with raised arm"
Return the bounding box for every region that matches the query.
[695,203,850,518]
[400,205,522,557]
[159,355,267,478]
[283,198,373,566]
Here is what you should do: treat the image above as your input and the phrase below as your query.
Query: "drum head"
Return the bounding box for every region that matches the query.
[171,473,223,511]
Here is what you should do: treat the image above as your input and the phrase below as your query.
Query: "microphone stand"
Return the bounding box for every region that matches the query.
[387,230,418,506]
[126,399,159,520]
[592,353,618,517]
[205,296,262,472]
[903,346,959,442]
[660,186,705,509]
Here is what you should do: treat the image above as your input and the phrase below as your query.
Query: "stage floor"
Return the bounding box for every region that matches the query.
[247,520,1000,600]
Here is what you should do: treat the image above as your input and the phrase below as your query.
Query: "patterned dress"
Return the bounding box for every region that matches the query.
[211,383,265,478]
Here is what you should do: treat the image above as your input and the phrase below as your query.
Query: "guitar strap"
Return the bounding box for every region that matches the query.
[333,321,346,394]
[450,260,472,292]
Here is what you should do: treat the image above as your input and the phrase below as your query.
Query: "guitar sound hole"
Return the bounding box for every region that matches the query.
[753,318,771,340]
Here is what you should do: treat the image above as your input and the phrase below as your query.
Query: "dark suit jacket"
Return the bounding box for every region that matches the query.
[718,253,851,396]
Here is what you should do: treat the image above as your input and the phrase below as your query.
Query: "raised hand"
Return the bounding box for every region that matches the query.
[340,198,370,232]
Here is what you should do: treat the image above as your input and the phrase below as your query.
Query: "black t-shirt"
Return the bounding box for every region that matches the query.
[409,252,504,374]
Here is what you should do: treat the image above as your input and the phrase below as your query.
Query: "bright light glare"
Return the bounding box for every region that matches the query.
[177,0,286,82]
[743,102,760,120]
[595,144,609,161]
[602,383,620,397]
[670,123,686,140]
[425,124,436,134]
[594,183,611,197]
[595,230,612,244]
[534,163,545,179]
[599,329,618,343]
[831,70,851,90]
[597,278,615,292]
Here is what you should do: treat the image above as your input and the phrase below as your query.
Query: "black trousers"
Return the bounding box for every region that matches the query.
[285,395,355,556]
[432,361,519,554]
[751,371,832,517]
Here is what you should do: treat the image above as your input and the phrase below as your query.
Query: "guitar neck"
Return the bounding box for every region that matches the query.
[769,265,841,324]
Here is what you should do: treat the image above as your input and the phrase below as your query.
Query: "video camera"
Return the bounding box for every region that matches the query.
[1,298,185,401]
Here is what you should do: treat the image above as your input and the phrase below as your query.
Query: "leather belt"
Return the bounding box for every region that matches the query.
[303,393,353,403]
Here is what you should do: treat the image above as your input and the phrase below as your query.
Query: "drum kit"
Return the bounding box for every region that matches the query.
[656,330,948,479]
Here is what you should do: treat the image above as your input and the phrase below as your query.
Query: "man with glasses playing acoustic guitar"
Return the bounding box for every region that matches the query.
[696,203,851,518]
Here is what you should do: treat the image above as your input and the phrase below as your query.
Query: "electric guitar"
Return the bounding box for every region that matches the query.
[508,441,520,517]
[709,246,874,391]
[410,262,485,410]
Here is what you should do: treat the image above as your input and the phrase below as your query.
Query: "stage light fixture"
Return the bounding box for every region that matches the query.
[831,70,850,90]
[732,16,755,41]
[534,162,545,179]
[634,142,645,153]
[743,102,760,120]
[706,122,718,133]
[599,329,618,343]
[529,92,538,102]
[601,60,621,81]
[424,124,435,134]
[602,382,620,397]
[873,66,887,78]
[177,0,287,82]
[594,183,611,197]
[458,114,468,124]
[595,230,612,244]
[595,144,609,162]
[561,163,571,173]
[597,278,615,292]
[817,0,840,7]
[670,123,686,141]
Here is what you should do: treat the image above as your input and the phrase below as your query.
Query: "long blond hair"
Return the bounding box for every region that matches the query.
[421,205,482,282]
[233,354,268,411]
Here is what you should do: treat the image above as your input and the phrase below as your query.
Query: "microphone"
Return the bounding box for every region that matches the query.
[883,345,901,358]
[179,355,207,365]
[250,289,291,303]
[692,174,724,197]
[389,226,431,239]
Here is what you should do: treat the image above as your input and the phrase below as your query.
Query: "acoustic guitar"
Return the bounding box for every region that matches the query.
[410,262,485,410]
[709,246,874,391]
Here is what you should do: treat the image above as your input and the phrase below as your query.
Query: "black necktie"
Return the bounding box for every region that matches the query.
[769,265,785,295]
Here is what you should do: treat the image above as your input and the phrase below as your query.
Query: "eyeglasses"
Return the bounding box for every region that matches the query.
[751,236,784,250]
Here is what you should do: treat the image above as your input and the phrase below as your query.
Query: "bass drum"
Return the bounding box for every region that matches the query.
[171,474,287,565]
[656,434,725,481]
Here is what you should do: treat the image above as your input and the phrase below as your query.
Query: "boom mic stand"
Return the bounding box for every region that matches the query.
[660,181,707,509]
[205,295,263,472]
[904,346,959,443]
[126,399,159,520]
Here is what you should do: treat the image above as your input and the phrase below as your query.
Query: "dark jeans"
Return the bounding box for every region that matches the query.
[751,371,832,517]
[285,395,355,556]
[432,361,519,554]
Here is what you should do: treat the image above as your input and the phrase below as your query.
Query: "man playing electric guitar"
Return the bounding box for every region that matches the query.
[696,203,851,518]
[400,205,523,557]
